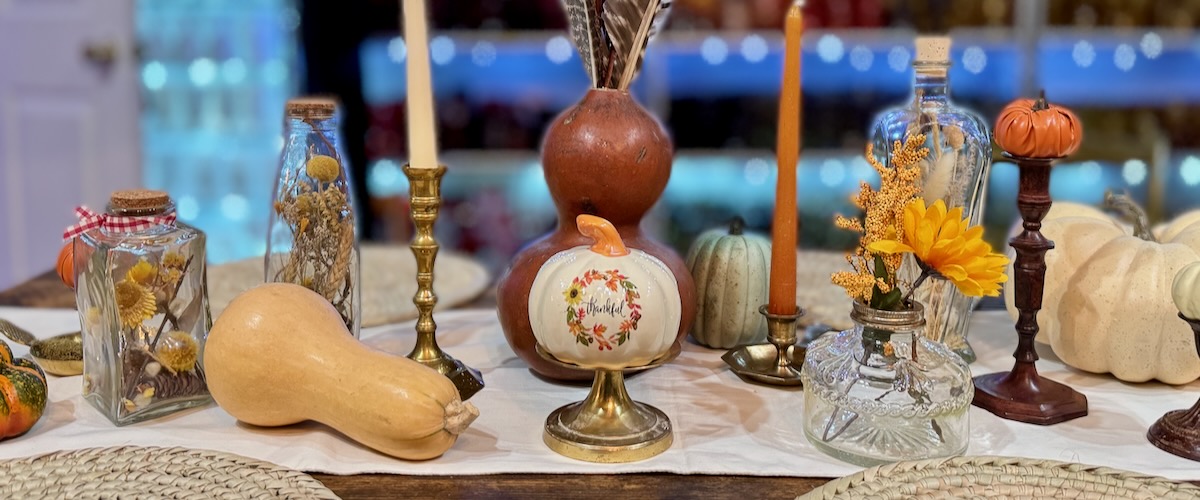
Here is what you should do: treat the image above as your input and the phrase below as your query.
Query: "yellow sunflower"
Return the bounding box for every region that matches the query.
[125,259,158,284]
[563,281,584,306]
[115,279,157,328]
[868,198,1010,297]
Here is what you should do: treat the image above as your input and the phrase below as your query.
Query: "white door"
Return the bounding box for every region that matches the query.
[0,0,140,290]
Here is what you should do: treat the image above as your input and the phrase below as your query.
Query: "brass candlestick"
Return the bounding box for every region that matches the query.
[721,305,806,386]
[1147,313,1200,462]
[404,164,484,401]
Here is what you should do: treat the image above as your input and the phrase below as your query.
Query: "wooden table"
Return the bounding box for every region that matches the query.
[0,271,831,499]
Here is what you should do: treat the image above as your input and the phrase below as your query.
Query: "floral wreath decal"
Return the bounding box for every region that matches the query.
[563,269,641,351]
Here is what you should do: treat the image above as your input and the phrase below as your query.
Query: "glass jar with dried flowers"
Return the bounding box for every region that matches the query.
[802,133,1009,466]
[266,97,361,336]
[870,36,993,363]
[68,189,212,426]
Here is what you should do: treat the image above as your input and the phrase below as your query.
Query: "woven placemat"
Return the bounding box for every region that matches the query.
[209,244,491,326]
[0,446,339,499]
[799,456,1200,499]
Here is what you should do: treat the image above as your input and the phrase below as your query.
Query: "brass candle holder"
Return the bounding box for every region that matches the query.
[403,164,484,401]
[722,305,806,386]
[536,343,680,463]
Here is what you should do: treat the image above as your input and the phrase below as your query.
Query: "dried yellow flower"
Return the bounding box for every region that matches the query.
[115,279,157,328]
[155,331,199,372]
[832,133,929,302]
[158,268,183,285]
[126,259,157,285]
[162,252,186,270]
[306,155,341,183]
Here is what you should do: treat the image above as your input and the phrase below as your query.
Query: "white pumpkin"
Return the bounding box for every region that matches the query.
[530,215,681,370]
[1174,262,1200,320]
[686,218,771,349]
[1004,194,1200,384]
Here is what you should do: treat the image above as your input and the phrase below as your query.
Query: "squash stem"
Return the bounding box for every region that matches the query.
[1103,190,1156,242]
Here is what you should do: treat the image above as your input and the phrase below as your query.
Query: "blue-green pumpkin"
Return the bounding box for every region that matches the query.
[686,218,772,349]
[0,340,47,439]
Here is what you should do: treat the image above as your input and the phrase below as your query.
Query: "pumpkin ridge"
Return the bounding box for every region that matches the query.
[726,238,750,345]
[705,237,734,342]
[690,237,719,335]
[1104,241,1164,382]
[1053,236,1138,373]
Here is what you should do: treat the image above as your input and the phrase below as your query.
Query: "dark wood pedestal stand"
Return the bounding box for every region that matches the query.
[971,154,1088,425]
[1147,315,1200,461]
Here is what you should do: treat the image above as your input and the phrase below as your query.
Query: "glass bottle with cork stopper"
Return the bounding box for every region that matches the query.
[69,189,212,426]
[266,97,361,337]
[868,36,992,363]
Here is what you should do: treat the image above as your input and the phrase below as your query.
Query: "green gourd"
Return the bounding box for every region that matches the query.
[0,340,47,440]
[686,218,772,349]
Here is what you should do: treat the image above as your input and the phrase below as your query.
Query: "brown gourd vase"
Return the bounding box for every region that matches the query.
[497,88,696,381]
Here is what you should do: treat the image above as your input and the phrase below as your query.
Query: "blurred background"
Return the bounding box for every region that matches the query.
[2,0,1199,289]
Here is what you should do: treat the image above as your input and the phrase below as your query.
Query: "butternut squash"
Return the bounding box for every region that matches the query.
[204,283,479,460]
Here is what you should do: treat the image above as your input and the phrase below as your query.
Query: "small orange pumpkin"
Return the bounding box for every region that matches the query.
[55,241,74,289]
[994,91,1083,158]
[0,340,48,439]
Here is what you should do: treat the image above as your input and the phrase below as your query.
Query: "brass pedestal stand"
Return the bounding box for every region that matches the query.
[722,305,806,386]
[404,165,484,401]
[536,343,680,463]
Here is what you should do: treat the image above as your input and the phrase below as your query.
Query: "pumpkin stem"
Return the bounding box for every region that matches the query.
[729,216,745,236]
[1032,89,1049,111]
[577,214,630,257]
[1103,190,1156,242]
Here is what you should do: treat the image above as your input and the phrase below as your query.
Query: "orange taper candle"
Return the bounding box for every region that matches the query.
[768,3,802,316]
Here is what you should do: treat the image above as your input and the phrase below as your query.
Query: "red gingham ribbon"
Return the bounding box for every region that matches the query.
[62,206,177,241]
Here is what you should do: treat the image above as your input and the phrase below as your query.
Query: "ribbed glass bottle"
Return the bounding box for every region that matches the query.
[869,37,992,362]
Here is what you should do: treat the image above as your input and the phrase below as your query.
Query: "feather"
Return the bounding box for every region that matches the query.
[602,0,670,89]
[561,0,610,87]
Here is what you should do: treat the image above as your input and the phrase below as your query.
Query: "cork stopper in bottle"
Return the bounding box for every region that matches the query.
[286,97,337,119]
[914,36,951,64]
[110,189,171,212]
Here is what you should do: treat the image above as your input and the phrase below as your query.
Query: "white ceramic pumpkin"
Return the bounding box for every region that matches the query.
[1004,194,1200,384]
[530,215,681,370]
[1174,262,1200,320]
[686,218,771,349]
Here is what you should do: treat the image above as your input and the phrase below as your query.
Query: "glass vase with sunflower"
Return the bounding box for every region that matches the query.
[800,134,1009,466]
[73,189,212,426]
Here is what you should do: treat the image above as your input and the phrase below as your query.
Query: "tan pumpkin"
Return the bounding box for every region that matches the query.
[1004,193,1200,383]
[994,92,1083,158]
[205,283,479,460]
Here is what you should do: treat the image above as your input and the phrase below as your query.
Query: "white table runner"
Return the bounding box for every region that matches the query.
[0,306,1197,480]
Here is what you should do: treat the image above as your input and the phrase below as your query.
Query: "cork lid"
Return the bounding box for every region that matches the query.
[110,189,171,212]
[914,36,951,64]
[286,97,337,119]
